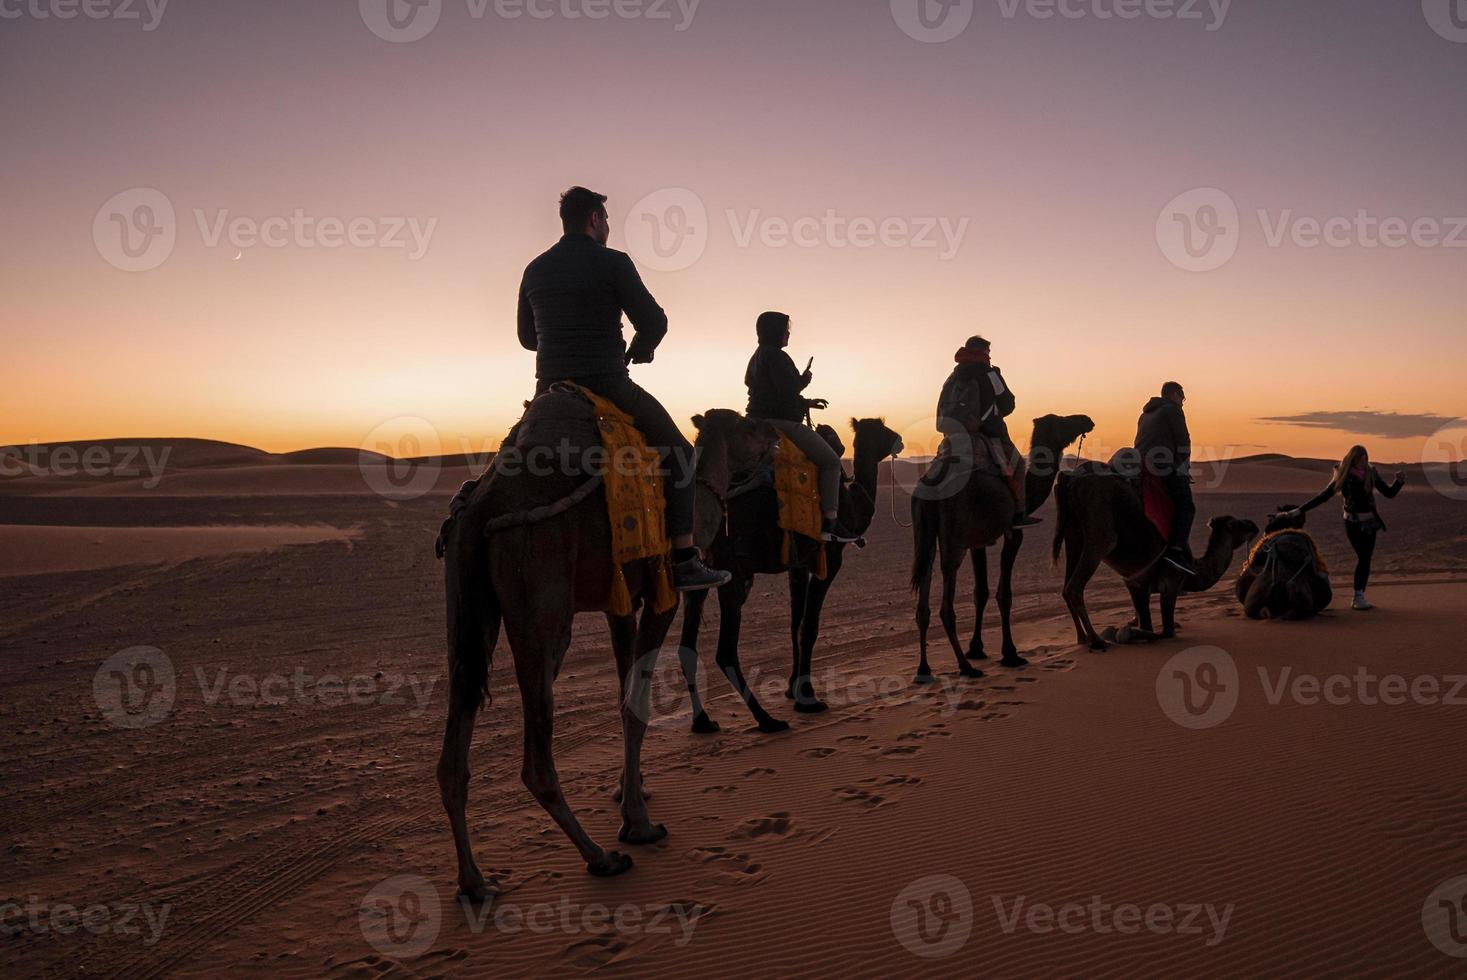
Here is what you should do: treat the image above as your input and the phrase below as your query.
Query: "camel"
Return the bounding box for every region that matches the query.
[1051,464,1259,650]
[910,414,1096,683]
[676,417,904,733]
[436,395,776,901]
[1235,506,1333,620]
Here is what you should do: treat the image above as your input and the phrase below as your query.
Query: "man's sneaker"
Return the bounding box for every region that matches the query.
[1012,513,1043,528]
[821,518,861,543]
[1352,592,1374,611]
[673,556,732,592]
[1161,548,1197,577]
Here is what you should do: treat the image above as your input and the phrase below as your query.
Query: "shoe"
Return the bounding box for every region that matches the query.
[673,556,732,592]
[821,518,861,543]
[1161,548,1197,577]
[1352,592,1374,611]
[1012,513,1043,528]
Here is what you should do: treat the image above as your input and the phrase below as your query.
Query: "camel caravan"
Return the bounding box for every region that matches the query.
[432,187,1405,899]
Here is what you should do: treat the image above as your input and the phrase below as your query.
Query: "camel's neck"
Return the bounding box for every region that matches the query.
[848,446,882,533]
[1189,531,1241,591]
[1023,437,1068,513]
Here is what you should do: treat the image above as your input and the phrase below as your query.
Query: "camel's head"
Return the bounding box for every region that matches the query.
[1032,414,1095,452]
[850,417,903,461]
[1208,515,1261,552]
[692,409,778,475]
[1266,505,1306,534]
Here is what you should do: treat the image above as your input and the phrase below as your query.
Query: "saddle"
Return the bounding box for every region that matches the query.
[1082,449,1173,541]
[917,435,1018,505]
[1243,529,1329,578]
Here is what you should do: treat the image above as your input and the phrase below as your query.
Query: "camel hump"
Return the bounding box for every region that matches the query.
[507,386,602,455]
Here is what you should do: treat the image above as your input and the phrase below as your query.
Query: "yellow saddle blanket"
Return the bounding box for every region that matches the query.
[1243,530,1329,577]
[774,432,828,580]
[560,383,676,617]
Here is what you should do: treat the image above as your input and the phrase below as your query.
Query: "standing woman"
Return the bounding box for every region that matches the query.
[745,311,859,543]
[1289,446,1405,610]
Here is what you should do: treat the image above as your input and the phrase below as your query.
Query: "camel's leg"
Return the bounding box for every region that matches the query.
[940,542,983,678]
[1062,546,1109,652]
[677,587,718,734]
[715,576,790,733]
[791,549,843,713]
[1127,584,1154,633]
[914,536,937,685]
[1061,538,1088,645]
[507,612,631,877]
[785,566,811,699]
[612,609,672,845]
[965,547,991,661]
[437,681,487,902]
[1159,588,1180,638]
[997,530,1027,667]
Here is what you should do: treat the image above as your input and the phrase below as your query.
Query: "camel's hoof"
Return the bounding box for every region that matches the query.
[794,699,828,714]
[757,718,791,734]
[456,883,495,906]
[913,672,937,686]
[691,713,720,735]
[966,649,990,661]
[618,822,668,846]
[958,664,985,679]
[1000,655,1029,668]
[587,851,635,877]
[1089,639,1110,652]
[1159,629,1178,640]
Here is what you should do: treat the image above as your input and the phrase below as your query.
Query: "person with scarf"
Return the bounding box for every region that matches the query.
[935,336,1038,527]
[1135,381,1196,576]
[1284,445,1404,610]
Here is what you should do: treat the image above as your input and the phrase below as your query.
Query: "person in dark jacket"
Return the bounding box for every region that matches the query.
[1286,445,1404,610]
[745,312,859,543]
[935,336,1038,527]
[1135,381,1196,575]
[517,186,727,591]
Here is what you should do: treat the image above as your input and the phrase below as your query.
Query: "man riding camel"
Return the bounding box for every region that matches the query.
[517,186,729,591]
[936,336,1039,527]
[1135,381,1197,576]
[744,311,860,543]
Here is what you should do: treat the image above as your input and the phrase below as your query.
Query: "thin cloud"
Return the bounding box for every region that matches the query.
[1257,411,1467,439]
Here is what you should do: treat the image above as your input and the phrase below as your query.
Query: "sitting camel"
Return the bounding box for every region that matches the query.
[677,417,904,733]
[436,398,775,900]
[910,414,1095,682]
[1235,506,1333,620]
[1052,463,1258,650]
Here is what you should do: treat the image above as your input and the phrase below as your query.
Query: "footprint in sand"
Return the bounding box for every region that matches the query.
[730,813,793,839]
[702,784,737,795]
[688,845,762,875]
[833,775,923,809]
[800,747,837,759]
[743,767,775,777]
[565,935,631,968]
[837,734,869,744]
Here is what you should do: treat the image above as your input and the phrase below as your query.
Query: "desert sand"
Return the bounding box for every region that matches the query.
[3,444,1466,977]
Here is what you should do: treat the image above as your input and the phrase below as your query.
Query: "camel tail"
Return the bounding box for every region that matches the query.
[1051,471,1072,566]
[446,531,499,714]
[910,496,938,594]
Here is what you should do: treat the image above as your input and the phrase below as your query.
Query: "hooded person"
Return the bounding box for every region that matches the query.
[1134,381,1196,575]
[935,336,1038,527]
[744,311,860,543]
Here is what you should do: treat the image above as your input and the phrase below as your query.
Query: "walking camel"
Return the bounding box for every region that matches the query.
[677,417,904,733]
[436,396,775,901]
[910,413,1096,682]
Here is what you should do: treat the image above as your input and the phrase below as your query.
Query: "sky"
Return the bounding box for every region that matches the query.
[4,0,1467,463]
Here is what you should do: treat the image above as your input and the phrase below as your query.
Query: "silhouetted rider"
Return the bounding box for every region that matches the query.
[935,336,1038,527]
[1135,381,1196,575]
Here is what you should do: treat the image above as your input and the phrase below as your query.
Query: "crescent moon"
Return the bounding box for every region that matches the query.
[233,250,243,261]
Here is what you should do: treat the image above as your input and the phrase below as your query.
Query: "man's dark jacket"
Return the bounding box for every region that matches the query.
[517,234,668,380]
[1135,397,1191,477]
[745,345,810,422]
[937,364,1016,440]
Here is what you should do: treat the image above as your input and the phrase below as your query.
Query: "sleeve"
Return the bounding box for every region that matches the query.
[937,376,981,433]
[1375,468,1405,499]
[991,368,1016,419]
[1298,480,1337,514]
[1173,407,1192,472]
[614,252,668,361]
[773,351,804,398]
[516,274,537,352]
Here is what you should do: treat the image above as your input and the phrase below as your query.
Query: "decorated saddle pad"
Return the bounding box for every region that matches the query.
[1244,530,1329,577]
[772,432,828,580]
